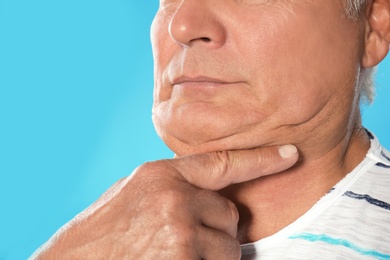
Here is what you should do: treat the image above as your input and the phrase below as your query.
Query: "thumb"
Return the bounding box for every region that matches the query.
[168,145,299,191]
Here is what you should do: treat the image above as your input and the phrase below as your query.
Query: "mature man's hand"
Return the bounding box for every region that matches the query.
[32,145,298,260]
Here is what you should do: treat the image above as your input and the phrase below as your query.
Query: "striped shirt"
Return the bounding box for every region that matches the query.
[241,133,390,259]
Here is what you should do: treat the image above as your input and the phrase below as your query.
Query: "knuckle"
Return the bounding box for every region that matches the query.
[131,160,180,190]
[156,188,196,218]
[206,151,232,188]
[215,150,231,175]
[161,222,197,248]
[136,159,180,178]
[133,160,184,187]
[226,199,239,225]
[157,189,188,212]
[135,161,165,174]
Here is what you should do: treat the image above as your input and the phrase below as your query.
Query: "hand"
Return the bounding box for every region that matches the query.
[31,145,298,260]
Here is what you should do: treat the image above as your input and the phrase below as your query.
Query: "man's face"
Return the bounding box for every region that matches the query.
[151,0,365,156]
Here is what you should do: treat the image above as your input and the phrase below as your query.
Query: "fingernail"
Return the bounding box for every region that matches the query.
[278,145,297,159]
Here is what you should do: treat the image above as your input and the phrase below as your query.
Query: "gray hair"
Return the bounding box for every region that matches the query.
[345,0,366,18]
[345,0,376,103]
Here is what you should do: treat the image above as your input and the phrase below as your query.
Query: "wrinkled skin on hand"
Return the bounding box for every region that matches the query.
[31,146,298,259]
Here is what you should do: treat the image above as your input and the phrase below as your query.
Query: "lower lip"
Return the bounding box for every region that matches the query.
[174,81,243,91]
[171,81,244,102]
[173,81,235,98]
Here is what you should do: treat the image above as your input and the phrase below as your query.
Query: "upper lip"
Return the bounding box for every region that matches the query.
[172,76,232,85]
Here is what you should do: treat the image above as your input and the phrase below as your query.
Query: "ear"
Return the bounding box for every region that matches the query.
[362,0,390,68]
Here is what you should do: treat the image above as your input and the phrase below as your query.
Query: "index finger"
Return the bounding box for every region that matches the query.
[168,145,298,190]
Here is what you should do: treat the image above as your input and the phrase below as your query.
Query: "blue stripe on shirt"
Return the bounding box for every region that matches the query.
[381,151,390,162]
[343,191,390,211]
[289,233,390,259]
[376,162,390,169]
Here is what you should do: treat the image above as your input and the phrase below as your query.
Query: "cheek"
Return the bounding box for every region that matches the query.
[241,10,360,125]
[151,14,174,104]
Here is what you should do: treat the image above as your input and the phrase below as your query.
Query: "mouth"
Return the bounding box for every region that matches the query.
[172,76,244,88]
[173,76,231,85]
[163,74,248,103]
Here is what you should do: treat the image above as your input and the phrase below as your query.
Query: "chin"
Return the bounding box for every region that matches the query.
[157,131,231,157]
[152,98,273,150]
[157,126,279,157]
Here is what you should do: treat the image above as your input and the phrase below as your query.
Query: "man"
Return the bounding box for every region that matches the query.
[32,0,390,259]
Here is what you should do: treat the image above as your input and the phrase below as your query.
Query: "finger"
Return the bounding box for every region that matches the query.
[196,225,241,260]
[193,189,239,238]
[169,145,298,190]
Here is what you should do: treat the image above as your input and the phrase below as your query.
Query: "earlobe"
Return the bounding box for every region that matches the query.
[362,0,390,68]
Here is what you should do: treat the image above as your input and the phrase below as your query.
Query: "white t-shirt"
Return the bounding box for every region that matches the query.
[241,132,390,259]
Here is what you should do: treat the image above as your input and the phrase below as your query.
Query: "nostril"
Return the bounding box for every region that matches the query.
[200,37,211,43]
[188,37,212,45]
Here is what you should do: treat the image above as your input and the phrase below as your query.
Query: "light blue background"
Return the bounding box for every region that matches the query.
[0,1,389,259]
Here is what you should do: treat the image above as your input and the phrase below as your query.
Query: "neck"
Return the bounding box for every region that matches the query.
[220,125,370,244]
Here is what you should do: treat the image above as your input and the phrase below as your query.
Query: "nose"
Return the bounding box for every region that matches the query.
[168,1,227,48]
